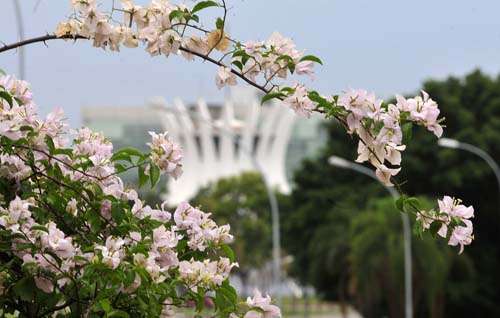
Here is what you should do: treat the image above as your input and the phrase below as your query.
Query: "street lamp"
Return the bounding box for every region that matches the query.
[12,0,25,79]
[328,155,413,318]
[438,138,500,195]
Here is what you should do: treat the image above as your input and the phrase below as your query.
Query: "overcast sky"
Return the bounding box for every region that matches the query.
[2,0,500,126]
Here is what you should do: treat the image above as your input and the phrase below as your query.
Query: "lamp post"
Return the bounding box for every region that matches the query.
[151,103,282,299]
[12,0,25,79]
[438,138,500,196]
[328,156,413,318]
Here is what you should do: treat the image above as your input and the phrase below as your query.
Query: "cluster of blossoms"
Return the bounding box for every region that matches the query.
[337,89,443,186]
[174,201,233,251]
[0,196,79,293]
[55,0,321,116]
[417,196,474,253]
[54,0,446,188]
[243,290,282,318]
[147,131,183,179]
[0,73,279,317]
[0,0,478,315]
[179,257,237,292]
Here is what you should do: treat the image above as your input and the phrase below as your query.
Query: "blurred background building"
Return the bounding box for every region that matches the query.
[82,88,327,204]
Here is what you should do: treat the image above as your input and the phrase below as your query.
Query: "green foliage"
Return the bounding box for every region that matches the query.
[191,1,220,14]
[0,85,247,317]
[349,197,471,317]
[299,55,323,65]
[261,92,285,105]
[284,69,500,317]
[191,172,289,278]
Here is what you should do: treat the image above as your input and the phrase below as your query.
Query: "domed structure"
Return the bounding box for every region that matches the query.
[82,89,327,204]
[149,93,296,204]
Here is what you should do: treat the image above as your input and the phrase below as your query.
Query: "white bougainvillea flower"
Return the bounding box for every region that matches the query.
[245,289,282,318]
[283,85,314,117]
[215,66,237,89]
[148,131,183,179]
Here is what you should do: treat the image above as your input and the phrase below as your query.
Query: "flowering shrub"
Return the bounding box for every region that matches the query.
[0,0,477,316]
[53,0,444,187]
[416,196,474,254]
[0,74,276,317]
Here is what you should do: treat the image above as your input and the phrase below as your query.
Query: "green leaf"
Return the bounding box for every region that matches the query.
[0,69,5,76]
[395,195,406,212]
[0,91,13,106]
[190,14,200,23]
[108,310,130,318]
[402,122,413,144]
[220,244,235,262]
[149,163,161,188]
[169,10,184,22]
[115,147,143,159]
[138,165,148,188]
[111,147,144,162]
[261,92,284,105]
[405,197,421,211]
[308,91,328,106]
[214,280,238,313]
[53,147,73,156]
[231,60,243,71]
[45,135,56,154]
[299,54,323,65]
[216,17,224,29]
[13,277,36,301]
[30,225,49,233]
[114,163,127,174]
[99,298,112,313]
[20,125,34,132]
[429,220,442,237]
[232,50,246,58]
[191,1,219,14]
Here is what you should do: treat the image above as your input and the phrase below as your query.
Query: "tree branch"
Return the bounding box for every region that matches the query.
[0,33,393,184]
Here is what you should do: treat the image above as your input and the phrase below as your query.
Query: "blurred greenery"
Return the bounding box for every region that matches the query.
[191,172,290,293]
[283,69,500,317]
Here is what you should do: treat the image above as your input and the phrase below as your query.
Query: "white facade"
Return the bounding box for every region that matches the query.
[149,92,296,204]
[81,89,326,205]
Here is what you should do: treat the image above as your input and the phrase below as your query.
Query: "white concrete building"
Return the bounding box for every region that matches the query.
[82,89,326,204]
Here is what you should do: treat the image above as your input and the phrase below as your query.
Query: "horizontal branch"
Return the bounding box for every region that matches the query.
[0,32,401,194]
[0,33,272,94]
[0,34,85,53]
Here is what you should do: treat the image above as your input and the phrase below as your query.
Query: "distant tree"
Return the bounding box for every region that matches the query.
[284,69,500,317]
[349,197,473,318]
[191,172,289,294]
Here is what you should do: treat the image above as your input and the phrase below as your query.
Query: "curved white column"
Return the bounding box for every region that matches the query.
[219,101,236,177]
[151,95,297,204]
[238,101,260,170]
[266,104,295,193]
[196,99,217,187]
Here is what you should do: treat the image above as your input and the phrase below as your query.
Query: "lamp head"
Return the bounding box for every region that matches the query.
[438,138,460,149]
[328,156,352,168]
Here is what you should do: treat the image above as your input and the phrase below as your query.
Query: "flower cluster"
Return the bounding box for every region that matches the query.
[337,89,443,186]
[54,1,448,187]
[244,290,281,318]
[417,196,474,254]
[0,196,81,293]
[53,0,454,188]
[0,73,276,317]
[55,1,320,118]
[0,75,37,141]
[0,0,477,315]
[174,202,234,251]
[179,257,238,291]
[147,131,183,179]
